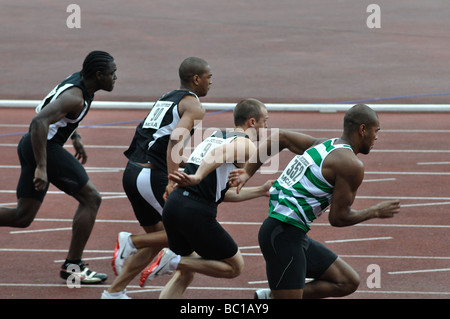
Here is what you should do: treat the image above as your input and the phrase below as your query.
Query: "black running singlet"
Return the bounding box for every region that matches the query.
[183,130,249,204]
[124,90,199,172]
[34,72,93,145]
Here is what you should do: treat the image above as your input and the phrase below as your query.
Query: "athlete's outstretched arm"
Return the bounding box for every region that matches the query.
[169,137,255,187]
[229,129,323,193]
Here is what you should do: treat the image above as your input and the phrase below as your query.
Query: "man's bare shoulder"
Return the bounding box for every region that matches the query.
[322,148,364,187]
[179,94,205,115]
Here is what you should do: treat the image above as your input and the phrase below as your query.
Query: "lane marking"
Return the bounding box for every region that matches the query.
[417,161,450,165]
[388,268,450,275]
[10,227,72,234]
[0,248,112,253]
[363,178,396,183]
[2,249,447,261]
[4,218,447,229]
[325,236,392,244]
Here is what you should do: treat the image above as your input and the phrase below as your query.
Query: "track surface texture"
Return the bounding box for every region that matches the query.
[0,0,449,303]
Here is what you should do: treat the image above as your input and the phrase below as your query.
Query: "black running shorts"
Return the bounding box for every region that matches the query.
[16,133,89,202]
[162,188,238,260]
[258,217,338,290]
[122,161,166,226]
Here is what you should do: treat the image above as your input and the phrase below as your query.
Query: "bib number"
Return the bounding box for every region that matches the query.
[278,155,312,188]
[187,132,236,165]
[142,100,174,129]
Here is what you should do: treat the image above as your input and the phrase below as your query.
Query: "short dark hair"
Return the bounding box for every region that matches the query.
[81,51,114,79]
[178,57,209,85]
[233,98,266,126]
[343,103,379,131]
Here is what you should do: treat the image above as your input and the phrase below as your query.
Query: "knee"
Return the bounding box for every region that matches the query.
[10,204,38,228]
[226,256,244,279]
[78,187,102,211]
[90,189,102,209]
[229,264,243,279]
[337,271,360,296]
[14,216,34,228]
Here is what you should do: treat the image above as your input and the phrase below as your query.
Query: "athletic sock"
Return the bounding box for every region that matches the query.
[107,290,126,297]
[128,236,136,250]
[168,254,181,271]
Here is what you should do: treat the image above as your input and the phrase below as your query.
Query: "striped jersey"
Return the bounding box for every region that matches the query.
[183,130,248,204]
[124,90,199,172]
[268,138,353,233]
[35,72,93,145]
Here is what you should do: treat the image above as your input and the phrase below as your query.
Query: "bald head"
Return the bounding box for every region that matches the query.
[343,104,378,133]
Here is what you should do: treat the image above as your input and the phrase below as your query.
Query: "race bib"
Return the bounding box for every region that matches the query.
[278,155,313,188]
[187,132,235,165]
[142,100,174,129]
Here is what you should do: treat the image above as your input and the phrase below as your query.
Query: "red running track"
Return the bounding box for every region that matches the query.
[0,107,449,299]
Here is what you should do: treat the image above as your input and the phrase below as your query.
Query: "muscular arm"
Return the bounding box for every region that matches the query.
[229,129,324,192]
[165,95,205,195]
[327,150,400,227]
[169,136,256,187]
[30,88,85,191]
[223,179,273,202]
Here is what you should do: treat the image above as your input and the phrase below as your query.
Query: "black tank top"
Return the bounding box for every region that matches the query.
[124,90,199,172]
[34,72,93,145]
[183,130,249,204]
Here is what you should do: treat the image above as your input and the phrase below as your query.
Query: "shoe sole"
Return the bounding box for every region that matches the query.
[111,233,121,276]
[112,232,132,276]
[139,249,166,287]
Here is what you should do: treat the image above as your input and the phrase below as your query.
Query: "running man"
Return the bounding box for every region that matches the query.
[137,98,270,299]
[229,103,400,299]
[101,57,211,299]
[0,51,117,283]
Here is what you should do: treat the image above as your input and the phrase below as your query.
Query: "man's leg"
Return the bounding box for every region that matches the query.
[158,251,244,299]
[177,251,244,279]
[159,269,195,299]
[302,257,360,298]
[107,223,166,294]
[269,258,359,299]
[131,229,168,249]
[68,180,101,261]
[0,198,41,228]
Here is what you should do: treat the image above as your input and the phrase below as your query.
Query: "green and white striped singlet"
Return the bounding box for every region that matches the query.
[268,138,353,233]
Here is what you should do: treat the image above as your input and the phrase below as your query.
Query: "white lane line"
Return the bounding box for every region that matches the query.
[0,165,125,172]
[417,161,450,165]
[10,227,72,234]
[17,218,450,229]
[339,255,450,260]
[324,236,392,244]
[388,268,450,275]
[239,246,260,250]
[363,178,396,183]
[355,290,450,295]
[0,248,112,253]
[400,201,450,208]
[53,256,112,263]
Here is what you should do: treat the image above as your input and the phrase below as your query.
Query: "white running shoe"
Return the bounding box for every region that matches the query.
[60,261,107,284]
[101,289,131,299]
[112,232,137,276]
[254,289,271,299]
[139,248,179,287]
